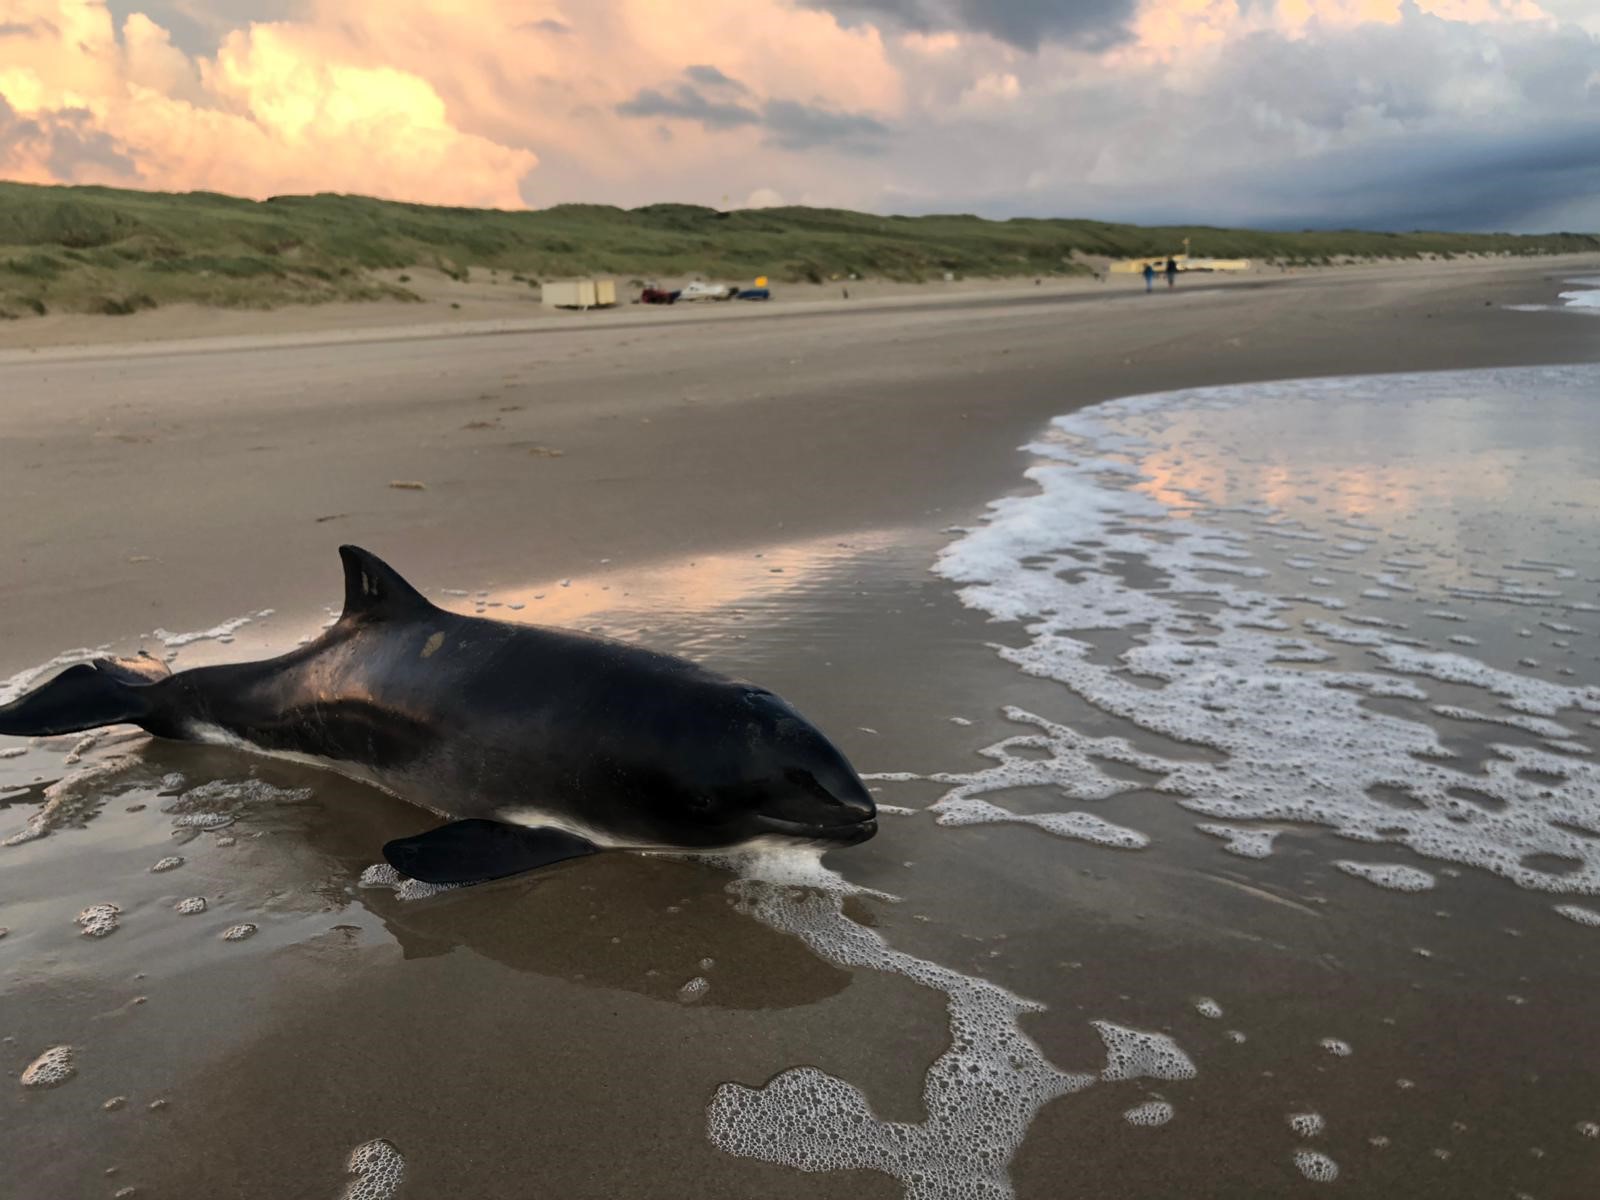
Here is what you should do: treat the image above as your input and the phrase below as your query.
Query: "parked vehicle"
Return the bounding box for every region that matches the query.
[639,287,678,305]
[735,287,771,301]
[677,281,736,301]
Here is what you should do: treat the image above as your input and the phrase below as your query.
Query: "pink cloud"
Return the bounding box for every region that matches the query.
[0,0,1588,232]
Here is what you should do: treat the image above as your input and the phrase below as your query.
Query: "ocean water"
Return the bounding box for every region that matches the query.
[1507,275,1600,314]
[830,363,1600,1197]
[924,365,1600,894]
[1557,278,1600,309]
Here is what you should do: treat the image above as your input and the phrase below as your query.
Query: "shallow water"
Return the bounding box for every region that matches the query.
[1506,275,1600,315]
[3,365,1600,1198]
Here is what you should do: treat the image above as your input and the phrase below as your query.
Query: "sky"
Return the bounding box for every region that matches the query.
[1,0,1598,230]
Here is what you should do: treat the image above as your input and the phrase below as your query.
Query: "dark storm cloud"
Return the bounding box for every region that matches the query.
[615,83,762,130]
[617,70,891,154]
[1246,123,1600,232]
[762,100,890,153]
[880,113,1600,233]
[684,64,748,91]
[866,9,1600,233]
[804,0,1137,51]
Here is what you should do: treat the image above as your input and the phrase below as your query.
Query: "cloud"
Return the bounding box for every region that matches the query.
[684,63,748,90]
[856,2,1600,230]
[807,0,1138,50]
[0,3,539,206]
[616,67,892,153]
[0,92,141,187]
[1246,121,1600,231]
[101,0,299,55]
[762,98,890,152]
[2,0,1596,232]
[615,83,761,130]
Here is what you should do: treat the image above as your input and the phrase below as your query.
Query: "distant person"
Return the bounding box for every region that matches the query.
[1142,262,1156,292]
[1165,257,1178,288]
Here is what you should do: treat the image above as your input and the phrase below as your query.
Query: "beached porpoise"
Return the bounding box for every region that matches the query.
[0,546,878,883]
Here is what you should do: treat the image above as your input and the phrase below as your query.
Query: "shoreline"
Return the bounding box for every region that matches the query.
[2,255,1597,669]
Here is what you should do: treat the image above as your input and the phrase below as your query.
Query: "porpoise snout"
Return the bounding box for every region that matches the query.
[750,764,877,843]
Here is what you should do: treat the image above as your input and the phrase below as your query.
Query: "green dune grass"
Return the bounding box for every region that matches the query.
[2,180,1595,318]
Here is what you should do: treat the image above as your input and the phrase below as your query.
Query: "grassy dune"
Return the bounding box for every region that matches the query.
[2,180,1596,318]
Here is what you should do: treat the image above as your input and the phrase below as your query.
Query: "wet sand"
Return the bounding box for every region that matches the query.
[2,258,1599,1199]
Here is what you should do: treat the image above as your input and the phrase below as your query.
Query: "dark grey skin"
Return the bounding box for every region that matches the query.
[0,546,877,883]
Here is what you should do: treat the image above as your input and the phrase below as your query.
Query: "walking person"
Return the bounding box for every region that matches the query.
[1165,256,1178,288]
[1143,261,1156,292]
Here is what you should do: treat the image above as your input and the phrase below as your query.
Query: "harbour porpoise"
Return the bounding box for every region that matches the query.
[0,546,878,883]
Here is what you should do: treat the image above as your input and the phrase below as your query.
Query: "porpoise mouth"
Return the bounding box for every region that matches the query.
[753,815,878,844]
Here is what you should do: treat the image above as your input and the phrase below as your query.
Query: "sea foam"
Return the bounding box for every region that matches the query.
[914,366,1600,904]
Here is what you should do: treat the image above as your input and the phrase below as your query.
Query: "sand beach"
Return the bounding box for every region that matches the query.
[3,256,1599,1199]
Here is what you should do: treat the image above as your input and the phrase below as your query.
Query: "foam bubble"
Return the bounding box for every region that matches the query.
[1123,1100,1174,1127]
[172,813,234,830]
[1579,1121,1599,1138]
[1093,1022,1197,1082]
[149,856,184,873]
[152,614,254,647]
[221,923,257,942]
[1194,997,1223,1019]
[20,1045,75,1088]
[1289,1112,1325,1138]
[358,862,461,901]
[1197,824,1278,859]
[678,976,710,1003]
[934,797,1149,849]
[162,778,312,816]
[62,732,101,764]
[342,1139,406,1200]
[1555,905,1600,928]
[1293,1149,1339,1182]
[4,756,140,846]
[77,903,121,938]
[1334,862,1436,893]
[175,897,207,915]
[925,366,1600,904]
[1320,1038,1352,1057]
[707,850,1097,1199]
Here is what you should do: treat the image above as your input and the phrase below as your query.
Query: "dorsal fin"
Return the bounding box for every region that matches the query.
[337,545,434,624]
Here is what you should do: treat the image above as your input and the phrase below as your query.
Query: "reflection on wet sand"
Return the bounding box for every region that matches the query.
[366,854,853,1011]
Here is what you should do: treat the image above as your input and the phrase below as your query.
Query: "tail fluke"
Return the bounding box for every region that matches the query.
[0,654,170,738]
